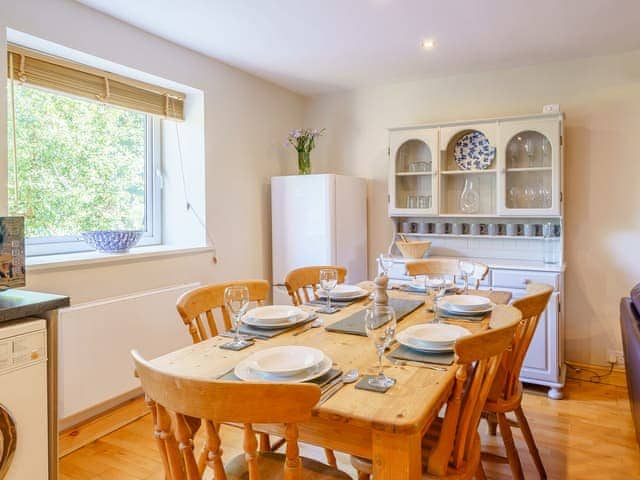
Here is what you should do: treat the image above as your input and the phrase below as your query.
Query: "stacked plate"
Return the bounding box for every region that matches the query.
[317,284,369,301]
[397,324,471,353]
[242,305,310,329]
[439,295,494,317]
[404,278,455,293]
[234,346,332,382]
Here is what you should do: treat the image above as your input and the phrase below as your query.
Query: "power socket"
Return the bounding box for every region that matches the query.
[607,349,624,365]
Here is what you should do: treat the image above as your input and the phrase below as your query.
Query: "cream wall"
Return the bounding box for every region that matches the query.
[304,50,640,366]
[0,0,305,304]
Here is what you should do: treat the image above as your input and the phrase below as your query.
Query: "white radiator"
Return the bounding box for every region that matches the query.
[58,282,199,423]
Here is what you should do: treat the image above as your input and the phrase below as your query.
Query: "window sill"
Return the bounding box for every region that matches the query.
[26,244,215,272]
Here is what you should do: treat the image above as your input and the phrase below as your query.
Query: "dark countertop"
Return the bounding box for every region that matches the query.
[0,289,70,323]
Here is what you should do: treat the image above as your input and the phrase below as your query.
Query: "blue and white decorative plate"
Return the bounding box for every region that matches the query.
[454,132,495,170]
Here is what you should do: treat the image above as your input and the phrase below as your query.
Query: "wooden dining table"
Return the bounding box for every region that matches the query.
[151,286,512,480]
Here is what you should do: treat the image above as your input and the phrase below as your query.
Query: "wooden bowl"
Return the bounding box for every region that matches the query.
[395,240,431,259]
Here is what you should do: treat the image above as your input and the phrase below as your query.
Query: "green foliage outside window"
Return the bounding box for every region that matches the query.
[7,82,147,238]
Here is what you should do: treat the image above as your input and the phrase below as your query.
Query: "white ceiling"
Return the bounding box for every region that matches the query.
[76,0,640,96]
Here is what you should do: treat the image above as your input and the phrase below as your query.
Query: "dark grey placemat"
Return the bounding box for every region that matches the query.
[309,298,360,307]
[354,375,395,393]
[219,367,342,387]
[238,314,317,339]
[387,344,454,365]
[325,298,424,336]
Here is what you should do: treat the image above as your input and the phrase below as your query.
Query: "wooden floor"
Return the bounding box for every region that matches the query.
[59,379,640,479]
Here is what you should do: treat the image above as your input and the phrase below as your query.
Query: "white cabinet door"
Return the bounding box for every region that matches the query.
[521,291,560,382]
[389,128,438,216]
[497,116,562,216]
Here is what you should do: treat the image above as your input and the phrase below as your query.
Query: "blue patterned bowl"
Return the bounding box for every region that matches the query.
[81,230,143,254]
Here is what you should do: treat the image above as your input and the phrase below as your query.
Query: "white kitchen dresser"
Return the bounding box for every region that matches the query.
[384,257,566,399]
[386,111,567,399]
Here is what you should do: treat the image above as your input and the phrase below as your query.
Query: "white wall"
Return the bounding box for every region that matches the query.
[304,50,640,366]
[0,0,305,306]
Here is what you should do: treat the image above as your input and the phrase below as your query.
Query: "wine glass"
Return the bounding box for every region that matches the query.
[523,184,537,208]
[224,285,251,348]
[508,185,522,208]
[364,305,397,389]
[541,138,551,166]
[379,253,394,276]
[508,140,520,168]
[523,137,535,167]
[319,268,338,314]
[425,275,448,323]
[458,260,475,294]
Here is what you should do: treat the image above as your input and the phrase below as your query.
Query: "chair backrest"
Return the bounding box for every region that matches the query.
[405,258,489,289]
[176,280,269,343]
[132,350,320,480]
[491,283,553,401]
[426,305,521,475]
[284,266,347,306]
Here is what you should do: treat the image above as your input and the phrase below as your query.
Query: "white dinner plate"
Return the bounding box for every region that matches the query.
[247,346,324,377]
[439,303,494,315]
[242,310,311,329]
[317,284,368,300]
[243,305,305,325]
[400,324,471,348]
[440,295,493,312]
[234,354,333,383]
[397,330,455,353]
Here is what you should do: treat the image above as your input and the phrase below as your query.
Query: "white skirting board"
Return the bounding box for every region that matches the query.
[58,282,199,422]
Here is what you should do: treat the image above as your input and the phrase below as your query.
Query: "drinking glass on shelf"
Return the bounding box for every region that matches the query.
[364,305,397,389]
[379,253,394,276]
[224,285,251,348]
[319,268,339,314]
[417,195,429,209]
[508,185,522,208]
[541,138,552,166]
[537,183,551,207]
[524,138,535,166]
[425,275,448,323]
[406,195,417,208]
[523,184,537,208]
[508,140,520,168]
[458,260,475,294]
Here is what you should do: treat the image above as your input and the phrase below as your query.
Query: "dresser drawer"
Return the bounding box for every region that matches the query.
[491,269,560,291]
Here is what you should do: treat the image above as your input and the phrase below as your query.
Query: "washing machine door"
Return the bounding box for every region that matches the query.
[0,405,16,480]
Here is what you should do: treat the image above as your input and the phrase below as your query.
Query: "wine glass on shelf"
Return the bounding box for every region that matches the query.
[224,285,251,349]
[523,184,537,208]
[425,275,448,323]
[523,137,535,167]
[508,140,520,169]
[364,305,397,389]
[541,138,551,166]
[508,185,522,208]
[458,260,475,294]
[318,268,339,314]
[379,253,394,277]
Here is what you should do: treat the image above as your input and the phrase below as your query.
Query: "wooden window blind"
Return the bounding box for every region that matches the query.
[6,43,185,120]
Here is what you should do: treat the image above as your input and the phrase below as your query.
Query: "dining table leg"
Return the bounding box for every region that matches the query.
[371,429,422,480]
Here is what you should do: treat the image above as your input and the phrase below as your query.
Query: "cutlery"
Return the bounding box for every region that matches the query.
[215,366,236,379]
[318,369,359,405]
[220,332,256,341]
[390,359,448,372]
[441,315,484,322]
[293,318,323,336]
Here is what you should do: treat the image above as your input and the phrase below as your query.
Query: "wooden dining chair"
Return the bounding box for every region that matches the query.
[350,305,522,480]
[131,350,351,480]
[405,258,489,289]
[176,280,269,343]
[481,283,554,480]
[284,266,347,306]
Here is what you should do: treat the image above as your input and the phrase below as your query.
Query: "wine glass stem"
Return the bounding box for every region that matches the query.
[378,350,385,378]
[234,314,242,344]
[464,274,469,294]
[434,297,440,323]
[327,290,332,311]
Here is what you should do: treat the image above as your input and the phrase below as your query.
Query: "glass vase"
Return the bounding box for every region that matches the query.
[297,151,311,175]
[459,176,480,214]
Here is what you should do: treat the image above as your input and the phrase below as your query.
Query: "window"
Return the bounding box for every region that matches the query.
[7,82,162,255]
